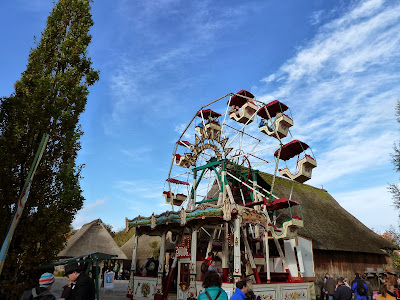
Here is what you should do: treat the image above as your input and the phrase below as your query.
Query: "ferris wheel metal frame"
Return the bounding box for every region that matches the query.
[166,91,286,211]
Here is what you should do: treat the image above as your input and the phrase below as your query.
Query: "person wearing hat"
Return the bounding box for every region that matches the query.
[64,262,95,300]
[20,272,56,300]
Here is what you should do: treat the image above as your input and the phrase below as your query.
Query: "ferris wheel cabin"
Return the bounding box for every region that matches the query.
[195,109,222,140]
[257,100,293,139]
[274,140,317,184]
[228,90,258,124]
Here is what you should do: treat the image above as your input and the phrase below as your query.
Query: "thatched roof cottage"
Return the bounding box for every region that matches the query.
[59,219,127,260]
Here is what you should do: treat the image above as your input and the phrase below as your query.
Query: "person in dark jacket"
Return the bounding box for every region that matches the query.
[362,274,374,300]
[64,262,95,300]
[20,272,56,300]
[145,256,159,277]
[334,277,352,300]
[352,276,368,300]
[324,275,336,300]
[351,273,362,287]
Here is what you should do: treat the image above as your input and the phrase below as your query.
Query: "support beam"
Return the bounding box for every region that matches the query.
[233,217,242,281]
[264,235,271,282]
[274,238,289,271]
[295,239,305,276]
[155,231,166,296]
[206,229,217,255]
[188,228,198,299]
[241,227,261,283]
[204,225,226,231]
[222,222,229,282]
[127,234,139,296]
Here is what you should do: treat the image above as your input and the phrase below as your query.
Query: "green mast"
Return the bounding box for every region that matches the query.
[0,134,49,275]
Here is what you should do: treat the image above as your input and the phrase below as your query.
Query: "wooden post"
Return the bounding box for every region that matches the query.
[206,229,216,255]
[274,238,289,271]
[296,242,305,277]
[127,234,139,296]
[233,217,242,282]
[222,222,229,282]
[241,227,261,283]
[188,228,198,299]
[155,231,167,298]
[264,234,271,282]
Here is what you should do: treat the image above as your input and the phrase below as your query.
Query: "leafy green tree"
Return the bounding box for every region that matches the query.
[114,228,135,247]
[389,101,400,213]
[104,223,115,237]
[379,227,400,271]
[150,241,160,259]
[0,0,98,297]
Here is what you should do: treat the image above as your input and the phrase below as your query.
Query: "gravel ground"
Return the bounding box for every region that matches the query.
[52,277,129,300]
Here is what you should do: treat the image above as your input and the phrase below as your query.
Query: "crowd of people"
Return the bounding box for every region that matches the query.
[19,254,400,300]
[321,273,400,300]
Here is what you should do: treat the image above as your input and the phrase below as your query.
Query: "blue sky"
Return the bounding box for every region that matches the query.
[1,0,399,233]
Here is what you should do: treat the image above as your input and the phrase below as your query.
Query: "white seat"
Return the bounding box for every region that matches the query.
[229,101,258,124]
[279,155,317,183]
[259,113,293,139]
[195,122,221,140]
[268,217,304,240]
[173,153,192,168]
[163,191,186,206]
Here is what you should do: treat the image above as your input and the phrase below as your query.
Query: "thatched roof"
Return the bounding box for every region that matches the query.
[121,233,176,262]
[59,219,127,259]
[121,234,159,262]
[259,173,392,254]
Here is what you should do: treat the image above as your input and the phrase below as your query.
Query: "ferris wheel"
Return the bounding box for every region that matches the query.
[163,90,317,237]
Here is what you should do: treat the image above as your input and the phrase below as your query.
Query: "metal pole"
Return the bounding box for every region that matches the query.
[127,234,138,297]
[0,133,49,275]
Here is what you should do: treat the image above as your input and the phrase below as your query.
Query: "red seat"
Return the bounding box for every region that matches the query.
[163,191,174,197]
[265,198,299,211]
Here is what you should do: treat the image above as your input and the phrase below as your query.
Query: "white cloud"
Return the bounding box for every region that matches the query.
[310,10,324,26]
[309,131,395,186]
[174,123,194,141]
[262,0,400,86]
[72,198,107,229]
[120,147,153,161]
[250,0,400,232]
[332,185,398,232]
[261,74,276,83]
[255,0,400,188]
[104,1,258,135]
[114,180,170,216]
